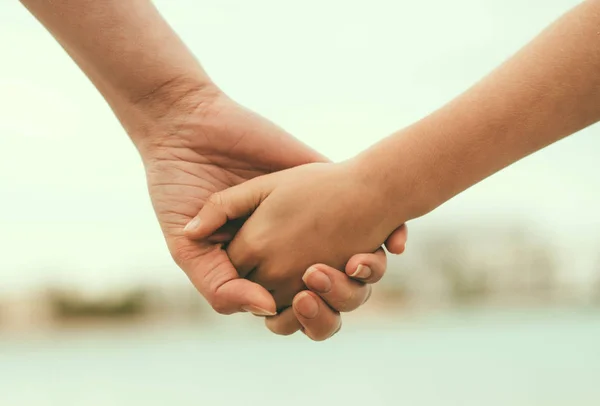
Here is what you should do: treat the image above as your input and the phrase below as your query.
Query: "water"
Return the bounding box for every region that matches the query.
[1,2,598,403]
[1,308,599,406]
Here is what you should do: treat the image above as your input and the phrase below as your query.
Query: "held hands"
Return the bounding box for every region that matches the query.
[185,161,407,312]
[136,86,407,340]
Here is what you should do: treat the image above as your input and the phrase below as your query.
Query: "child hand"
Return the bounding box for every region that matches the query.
[184,162,404,310]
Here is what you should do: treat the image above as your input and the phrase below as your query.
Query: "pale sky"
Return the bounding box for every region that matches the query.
[0,0,598,292]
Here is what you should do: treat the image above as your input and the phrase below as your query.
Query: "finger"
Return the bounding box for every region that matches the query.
[384,223,408,254]
[226,230,261,279]
[183,176,275,239]
[248,269,305,309]
[344,247,387,284]
[302,264,371,312]
[264,307,301,336]
[206,218,247,243]
[179,241,276,316]
[270,285,304,312]
[293,291,341,342]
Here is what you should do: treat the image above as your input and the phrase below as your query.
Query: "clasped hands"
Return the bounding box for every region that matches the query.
[141,86,406,341]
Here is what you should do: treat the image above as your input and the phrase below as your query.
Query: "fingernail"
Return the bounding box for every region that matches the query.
[294,292,319,319]
[350,264,372,280]
[302,267,332,294]
[242,305,277,317]
[183,217,201,232]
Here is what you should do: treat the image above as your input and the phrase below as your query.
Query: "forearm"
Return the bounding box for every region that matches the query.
[359,0,600,224]
[20,0,214,141]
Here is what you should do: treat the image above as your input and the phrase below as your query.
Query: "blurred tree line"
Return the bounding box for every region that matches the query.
[1,227,600,330]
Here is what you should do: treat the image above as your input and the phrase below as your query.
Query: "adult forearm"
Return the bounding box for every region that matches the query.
[359,0,600,224]
[20,0,214,141]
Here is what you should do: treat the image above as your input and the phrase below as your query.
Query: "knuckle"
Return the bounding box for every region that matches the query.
[208,285,236,315]
[335,288,358,312]
[204,262,236,298]
[230,244,258,271]
[207,192,224,207]
[245,239,263,258]
[234,236,266,266]
[210,299,231,315]
[249,266,294,294]
[247,228,270,253]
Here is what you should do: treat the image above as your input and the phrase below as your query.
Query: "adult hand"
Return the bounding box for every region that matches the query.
[185,160,411,340]
[133,83,407,338]
[19,0,407,339]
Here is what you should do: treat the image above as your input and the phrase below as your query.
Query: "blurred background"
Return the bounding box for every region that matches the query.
[1,0,600,405]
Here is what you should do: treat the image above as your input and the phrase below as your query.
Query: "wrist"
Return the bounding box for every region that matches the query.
[115,75,222,155]
[348,126,445,226]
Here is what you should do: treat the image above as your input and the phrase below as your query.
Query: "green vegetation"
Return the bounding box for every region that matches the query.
[46,289,149,321]
[2,226,592,332]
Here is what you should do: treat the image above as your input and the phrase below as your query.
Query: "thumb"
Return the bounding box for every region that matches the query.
[184,244,277,316]
[184,175,275,239]
[384,223,408,254]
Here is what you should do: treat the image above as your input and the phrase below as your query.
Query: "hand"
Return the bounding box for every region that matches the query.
[133,85,406,337]
[185,161,406,310]
[268,236,406,341]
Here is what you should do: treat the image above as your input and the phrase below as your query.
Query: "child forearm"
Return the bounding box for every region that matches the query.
[356,0,600,225]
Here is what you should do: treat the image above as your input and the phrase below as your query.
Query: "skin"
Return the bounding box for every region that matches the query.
[186,0,600,299]
[186,162,396,310]
[18,0,407,340]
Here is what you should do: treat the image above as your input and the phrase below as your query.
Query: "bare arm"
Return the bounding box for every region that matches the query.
[358,0,600,223]
[19,0,213,143]
[19,0,407,340]
[181,1,600,318]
